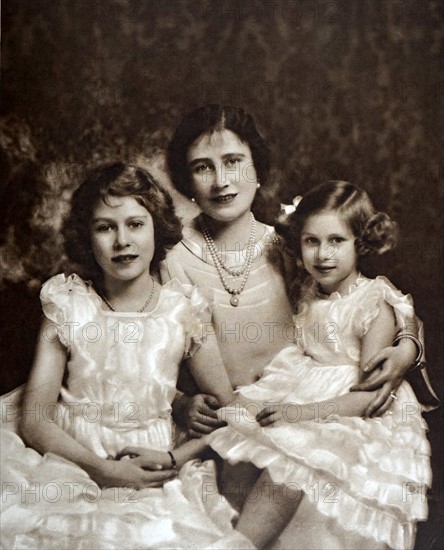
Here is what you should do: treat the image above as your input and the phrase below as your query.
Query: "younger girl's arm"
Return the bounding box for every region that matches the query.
[351,312,421,416]
[21,318,176,489]
[257,301,397,425]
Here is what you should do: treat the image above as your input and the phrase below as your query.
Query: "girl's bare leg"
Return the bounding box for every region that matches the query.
[236,469,302,548]
[219,461,261,513]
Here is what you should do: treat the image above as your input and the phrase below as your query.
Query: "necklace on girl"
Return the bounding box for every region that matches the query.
[101,276,157,312]
[199,213,256,307]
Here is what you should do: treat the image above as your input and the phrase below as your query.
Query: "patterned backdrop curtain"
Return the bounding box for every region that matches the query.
[0,1,443,545]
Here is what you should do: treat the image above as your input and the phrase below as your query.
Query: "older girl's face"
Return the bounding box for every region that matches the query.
[187,129,259,224]
[90,195,155,285]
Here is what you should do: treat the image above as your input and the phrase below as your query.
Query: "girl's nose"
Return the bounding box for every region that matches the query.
[311,244,321,262]
[319,242,337,263]
[114,227,130,248]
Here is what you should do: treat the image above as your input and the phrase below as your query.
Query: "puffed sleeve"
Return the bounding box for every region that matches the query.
[162,279,213,359]
[358,276,416,336]
[40,273,100,347]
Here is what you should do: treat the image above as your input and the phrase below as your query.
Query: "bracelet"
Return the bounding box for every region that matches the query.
[392,333,424,371]
[167,451,177,470]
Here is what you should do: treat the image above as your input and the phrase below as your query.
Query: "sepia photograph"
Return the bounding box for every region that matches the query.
[1,1,443,548]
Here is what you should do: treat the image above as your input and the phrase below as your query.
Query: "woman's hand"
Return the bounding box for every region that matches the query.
[95,456,177,490]
[178,394,227,438]
[350,343,414,417]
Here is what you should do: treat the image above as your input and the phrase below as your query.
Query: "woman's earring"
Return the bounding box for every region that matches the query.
[191,197,196,202]
[256,183,261,189]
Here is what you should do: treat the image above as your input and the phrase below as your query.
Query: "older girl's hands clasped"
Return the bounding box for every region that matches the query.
[97,448,177,490]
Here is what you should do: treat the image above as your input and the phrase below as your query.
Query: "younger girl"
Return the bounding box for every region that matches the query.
[0,163,252,549]
[207,181,432,549]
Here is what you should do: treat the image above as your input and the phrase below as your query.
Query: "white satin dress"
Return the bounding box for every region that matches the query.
[0,274,251,549]
[208,276,432,550]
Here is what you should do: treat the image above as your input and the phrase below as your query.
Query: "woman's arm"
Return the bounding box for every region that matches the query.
[21,318,176,489]
[258,301,397,426]
[187,331,235,407]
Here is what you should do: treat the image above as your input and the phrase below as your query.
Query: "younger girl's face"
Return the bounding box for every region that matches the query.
[90,195,155,285]
[187,129,259,224]
[300,210,359,295]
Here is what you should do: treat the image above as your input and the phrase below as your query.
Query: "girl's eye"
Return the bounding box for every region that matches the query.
[331,237,345,244]
[96,224,112,232]
[303,237,318,245]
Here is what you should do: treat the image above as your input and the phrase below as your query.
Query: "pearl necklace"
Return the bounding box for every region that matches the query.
[101,276,157,312]
[199,214,256,307]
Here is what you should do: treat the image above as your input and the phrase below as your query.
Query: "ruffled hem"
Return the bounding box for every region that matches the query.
[209,380,431,550]
[1,428,242,550]
[209,417,429,550]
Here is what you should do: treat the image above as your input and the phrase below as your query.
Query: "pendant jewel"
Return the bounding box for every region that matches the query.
[200,213,256,307]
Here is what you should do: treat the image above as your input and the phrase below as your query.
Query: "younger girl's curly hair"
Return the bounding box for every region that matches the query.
[63,163,182,282]
[276,181,398,304]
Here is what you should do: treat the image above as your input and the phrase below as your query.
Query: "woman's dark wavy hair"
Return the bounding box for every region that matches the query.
[276,181,398,304]
[63,163,182,281]
[167,104,270,198]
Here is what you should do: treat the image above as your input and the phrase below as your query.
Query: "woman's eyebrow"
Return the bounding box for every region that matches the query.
[221,153,246,160]
[188,153,246,167]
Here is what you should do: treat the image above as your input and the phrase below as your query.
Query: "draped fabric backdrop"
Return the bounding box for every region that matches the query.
[1,1,443,547]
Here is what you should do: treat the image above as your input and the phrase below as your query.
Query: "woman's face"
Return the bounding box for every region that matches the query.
[90,195,155,285]
[187,129,259,224]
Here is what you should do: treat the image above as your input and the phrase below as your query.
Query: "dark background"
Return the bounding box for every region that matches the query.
[1,1,443,547]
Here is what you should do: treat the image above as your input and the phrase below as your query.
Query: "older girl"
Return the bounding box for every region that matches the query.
[0,163,252,549]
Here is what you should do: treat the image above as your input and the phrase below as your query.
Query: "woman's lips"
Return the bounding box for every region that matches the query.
[212,193,237,204]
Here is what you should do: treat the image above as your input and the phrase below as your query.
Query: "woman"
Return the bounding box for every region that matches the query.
[161,104,429,438]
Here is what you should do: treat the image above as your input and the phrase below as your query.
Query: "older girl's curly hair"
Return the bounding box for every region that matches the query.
[167,104,271,198]
[276,181,398,305]
[63,163,182,281]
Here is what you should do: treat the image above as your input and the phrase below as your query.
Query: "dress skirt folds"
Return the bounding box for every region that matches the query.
[0,274,252,549]
[208,276,432,550]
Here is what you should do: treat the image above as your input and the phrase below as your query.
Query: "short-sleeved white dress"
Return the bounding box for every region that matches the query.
[0,274,250,549]
[208,275,432,549]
